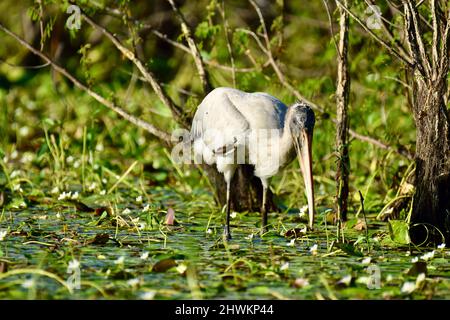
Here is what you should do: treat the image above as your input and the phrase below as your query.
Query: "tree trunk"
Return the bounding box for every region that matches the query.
[202,164,277,212]
[410,73,450,244]
[335,0,350,222]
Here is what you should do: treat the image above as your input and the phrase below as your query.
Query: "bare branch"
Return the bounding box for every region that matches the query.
[218,0,236,87]
[403,1,432,76]
[248,0,271,51]
[0,23,172,144]
[335,0,414,67]
[335,0,351,221]
[148,28,259,73]
[247,0,413,159]
[322,0,340,57]
[431,0,440,70]
[235,28,269,55]
[167,0,212,93]
[365,0,411,61]
[440,11,450,75]
[80,12,186,126]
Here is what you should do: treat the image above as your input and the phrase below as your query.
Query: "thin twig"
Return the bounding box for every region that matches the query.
[358,190,371,254]
[322,0,340,58]
[404,1,431,76]
[80,12,186,126]
[431,0,440,71]
[247,0,414,159]
[219,0,236,87]
[335,0,414,67]
[0,23,172,144]
[167,0,212,93]
[149,28,260,73]
[364,0,411,61]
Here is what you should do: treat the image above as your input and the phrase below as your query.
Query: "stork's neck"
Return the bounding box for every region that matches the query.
[279,110,296,167]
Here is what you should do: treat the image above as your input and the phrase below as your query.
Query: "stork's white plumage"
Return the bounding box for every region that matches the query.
[191,87,315,239]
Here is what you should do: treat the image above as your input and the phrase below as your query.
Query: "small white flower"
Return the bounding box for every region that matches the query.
[245,233,254,240]
[138,222,146,230]
[356,276,370,286]
[293,278,309,288]
[66,156,74,164]
[280,262,289,271]
[416,273,426,285]
[206,228,213,235]
[114,256,125,265]
[299,205,308,218]
[73,160,81,169]
[131,217,140,224]
[0,230,7,241]
[22,279,35,289]
[102,178,107,184]
[338,275,352,286]
[10,170,21,179]
[127,278,140,287]
[12,184,23,193]
[420,250,435,261]
[11,150,18,160]
[100,190,106,195]
[135,195,143,204]
[362,257,372,265]
[137,137,146,146]
[386,274,394,282]
[122,208,131,215]
[309,244,318,255]
[437,243,446,250]
[140,252,149,260]
[176,264,187,274]
[88,182,97,192]
[19,126,30,137]
[95,143,104,152]
[287,239,295,247]
[139,291,156,300]
[411,257,419,263]
[21,152,34,164]
[51,186,59,194]
[71,191,79,200]
[401,281,416,294]
[67,259,80,271]
[230,211,237,219]
[56,213,61,219]
[58,191,72,200]
[142,204,150,212]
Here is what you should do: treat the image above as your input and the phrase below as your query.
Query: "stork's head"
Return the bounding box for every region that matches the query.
[288,102,316,229]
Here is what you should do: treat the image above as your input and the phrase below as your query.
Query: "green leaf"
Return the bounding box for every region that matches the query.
[388,220,410,244]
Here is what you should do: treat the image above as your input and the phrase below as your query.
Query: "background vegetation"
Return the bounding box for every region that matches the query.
[0,0,448,299]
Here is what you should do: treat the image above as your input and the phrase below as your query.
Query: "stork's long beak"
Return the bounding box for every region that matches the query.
[294,130,315,229]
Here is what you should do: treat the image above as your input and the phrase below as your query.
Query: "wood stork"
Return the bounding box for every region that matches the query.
[191,87,315,239]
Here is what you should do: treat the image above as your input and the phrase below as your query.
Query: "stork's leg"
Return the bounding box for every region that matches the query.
[224,180,232,240]
[260,178,269,235]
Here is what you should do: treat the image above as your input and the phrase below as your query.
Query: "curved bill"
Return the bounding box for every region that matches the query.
[293,130,315,229]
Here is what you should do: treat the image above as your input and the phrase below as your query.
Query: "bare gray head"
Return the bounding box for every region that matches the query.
[287,101,316,229]
[288,101,315,136]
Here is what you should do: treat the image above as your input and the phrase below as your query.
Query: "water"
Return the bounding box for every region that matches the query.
[0,187,449,299]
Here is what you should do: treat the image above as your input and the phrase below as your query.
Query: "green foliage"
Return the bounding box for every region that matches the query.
[389,220,411,245]
[195,22,221,41]
[0,0,446,300]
